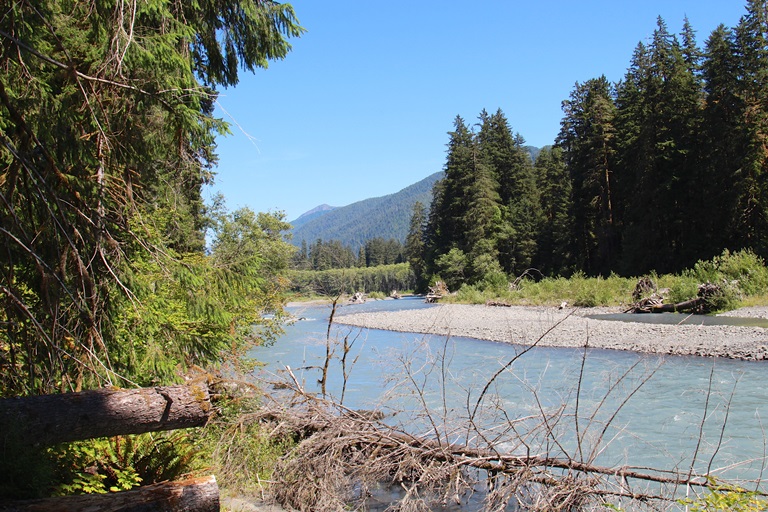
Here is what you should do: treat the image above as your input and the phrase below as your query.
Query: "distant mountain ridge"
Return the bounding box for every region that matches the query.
[289,171,443,248]
[290,204,337,230]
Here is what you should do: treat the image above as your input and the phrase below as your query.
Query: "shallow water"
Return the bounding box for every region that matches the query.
[587,311,768,328]
[251,298,768,496]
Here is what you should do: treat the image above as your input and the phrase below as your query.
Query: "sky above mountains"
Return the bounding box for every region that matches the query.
[209,1,745,221]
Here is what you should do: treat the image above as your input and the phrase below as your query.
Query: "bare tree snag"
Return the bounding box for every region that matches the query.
[0,475,219,512]
[0,385,212,445]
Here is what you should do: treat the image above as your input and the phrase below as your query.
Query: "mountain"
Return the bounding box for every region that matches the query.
[290,204,337,230]
[290,171,444,248]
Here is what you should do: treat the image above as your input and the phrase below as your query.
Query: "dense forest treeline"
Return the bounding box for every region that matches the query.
[292,238,406,270]
[407,4,768,291]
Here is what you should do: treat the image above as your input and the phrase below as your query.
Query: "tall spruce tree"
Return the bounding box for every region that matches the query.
[405,201,427,291]
[558,76,619,276]
[702,25,744,255]
[533,146,574,276]
[615,18,704,274]
[732,0,768,257]
[477,109,540,275]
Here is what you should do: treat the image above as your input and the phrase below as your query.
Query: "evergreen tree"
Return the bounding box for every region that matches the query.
[534,147,574,276]
[615,18,704,274]
[558,76,619,276]
[405,201,427,290]
[423,116,475,279]
[732,0,768,256]
[477,110,540,275]
[0,0,303,394]
[702,25,744,255]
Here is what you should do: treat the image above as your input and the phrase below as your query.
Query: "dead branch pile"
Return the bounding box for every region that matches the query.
[253,386,742,512]
[626,280,724,314]
[426,281,449,303]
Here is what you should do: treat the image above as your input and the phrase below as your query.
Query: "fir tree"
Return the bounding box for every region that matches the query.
[558,76,619,276]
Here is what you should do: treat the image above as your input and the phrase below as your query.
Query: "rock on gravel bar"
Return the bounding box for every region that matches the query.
[335,304,768,360]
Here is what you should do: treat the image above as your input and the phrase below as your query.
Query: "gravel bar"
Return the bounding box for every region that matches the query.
[335,304,768,360]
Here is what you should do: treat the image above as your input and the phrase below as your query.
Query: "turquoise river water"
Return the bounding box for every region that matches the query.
[250,297,768,505]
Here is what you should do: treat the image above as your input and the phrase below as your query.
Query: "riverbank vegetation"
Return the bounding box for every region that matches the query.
[444,249,768,312]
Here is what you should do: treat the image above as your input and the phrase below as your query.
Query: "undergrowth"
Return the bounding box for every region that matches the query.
[445,249,768,312]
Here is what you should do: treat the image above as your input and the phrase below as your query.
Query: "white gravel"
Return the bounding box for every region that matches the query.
[335,304,768,360]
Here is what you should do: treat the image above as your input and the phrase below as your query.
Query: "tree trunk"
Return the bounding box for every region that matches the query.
[0,385,212,445]
[0,475,219,512]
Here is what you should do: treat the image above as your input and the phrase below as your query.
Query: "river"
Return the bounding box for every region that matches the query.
[250,297,768,502]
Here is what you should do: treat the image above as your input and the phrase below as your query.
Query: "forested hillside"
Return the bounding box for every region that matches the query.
[290,171,443,248]
[412,5,768,290]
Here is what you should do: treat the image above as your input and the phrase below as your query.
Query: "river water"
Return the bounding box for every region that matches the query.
[250,297,768,499]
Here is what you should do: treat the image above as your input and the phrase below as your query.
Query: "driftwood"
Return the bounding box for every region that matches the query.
[348,291,366,304]
[0,475,219,512]
[425,280,449,303]
[627,282,724,315]
[0,384,212,446]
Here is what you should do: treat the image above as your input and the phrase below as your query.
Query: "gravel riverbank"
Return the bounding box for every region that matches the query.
[335,304,768,360]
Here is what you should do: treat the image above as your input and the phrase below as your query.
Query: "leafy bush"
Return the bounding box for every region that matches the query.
[51,432,199,495]
[679,479,768,511]
[690,249,768,296]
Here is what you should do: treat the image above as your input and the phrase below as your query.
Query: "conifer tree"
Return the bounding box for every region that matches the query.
[477,110,540,275]
[0,0,303,394]
[534,147,574,276]
[732,0,768,256]
[702,25,744,255]
[405,201,427,291]
[558,76,619,275]
[615,18,704,274]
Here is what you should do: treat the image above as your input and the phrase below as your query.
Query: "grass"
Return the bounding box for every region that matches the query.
[444,250,768,313]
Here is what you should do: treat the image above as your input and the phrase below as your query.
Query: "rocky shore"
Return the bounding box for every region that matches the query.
[335,304,768,360]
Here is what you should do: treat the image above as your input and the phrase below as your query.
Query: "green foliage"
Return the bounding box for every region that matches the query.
[666,249,768,311]
[290,263,415,296]
[51,432,198,495]
[679,479,768,511]
[434,248,468,292]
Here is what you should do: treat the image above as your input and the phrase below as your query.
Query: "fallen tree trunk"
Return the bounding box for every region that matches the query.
[0,475,219,512]
[627,297,704,314]
[0,384,212,445]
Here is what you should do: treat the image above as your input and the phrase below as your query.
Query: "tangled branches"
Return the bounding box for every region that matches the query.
[253,372,754,512]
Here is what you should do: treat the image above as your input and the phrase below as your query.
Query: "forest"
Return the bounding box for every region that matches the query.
[410,4,768,292]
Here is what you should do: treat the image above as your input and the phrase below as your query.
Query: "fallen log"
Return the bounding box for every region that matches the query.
[0,384,212,445]
[0,475,219,512]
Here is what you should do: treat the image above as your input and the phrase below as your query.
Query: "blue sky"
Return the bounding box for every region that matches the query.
[208,1,745,222]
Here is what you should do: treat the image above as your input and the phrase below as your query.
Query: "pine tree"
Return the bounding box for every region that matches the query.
[405,201,427,291]
[534,147,574,276]
[477,110,540,275]
[558,76,619,275]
